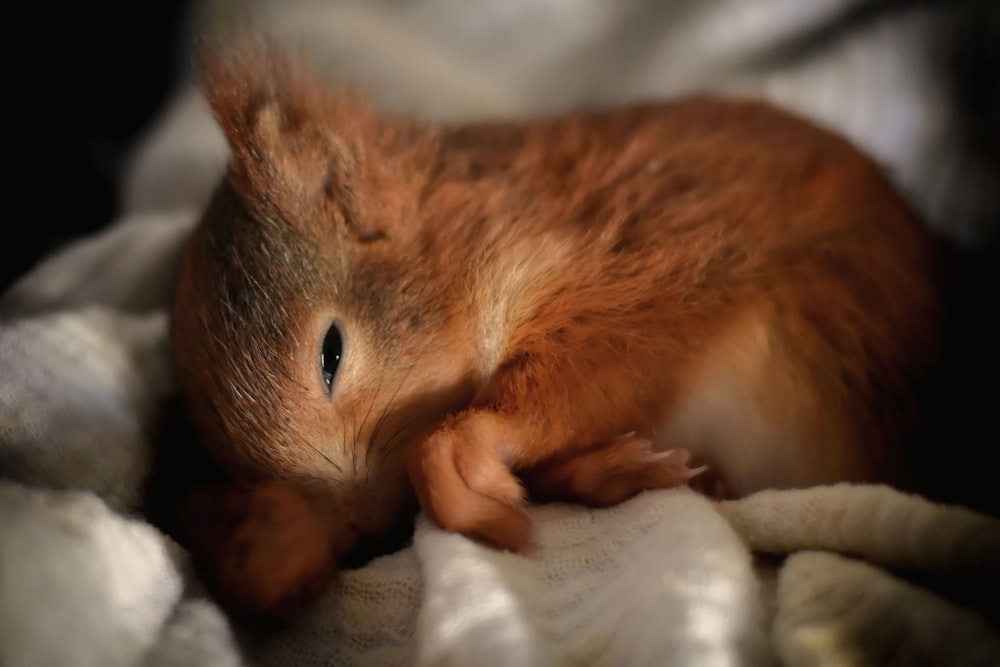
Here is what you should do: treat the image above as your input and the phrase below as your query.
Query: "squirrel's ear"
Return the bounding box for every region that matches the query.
[196,35,385,241]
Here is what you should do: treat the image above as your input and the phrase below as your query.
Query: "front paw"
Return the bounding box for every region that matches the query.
[177,481,338,620]
[408,412,533,552]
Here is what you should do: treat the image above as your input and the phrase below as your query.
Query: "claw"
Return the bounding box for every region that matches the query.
[642,447,708,479]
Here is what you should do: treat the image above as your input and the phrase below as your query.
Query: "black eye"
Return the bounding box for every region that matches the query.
[320,322,343,392]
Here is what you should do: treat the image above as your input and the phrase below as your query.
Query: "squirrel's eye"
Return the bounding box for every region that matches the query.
[320,322,343,392]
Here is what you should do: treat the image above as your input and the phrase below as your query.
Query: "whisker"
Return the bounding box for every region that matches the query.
[365,405,392,486]
[370,355,422,445]
[366,356,425,484]
[342,428,352,477]
[296,471,349,492]
[357,362,388,446]
[297,430,343,474]
[351,407,362,476]
[376,413,424,468]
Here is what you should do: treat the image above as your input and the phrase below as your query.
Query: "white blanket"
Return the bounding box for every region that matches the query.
[2,2,998,666]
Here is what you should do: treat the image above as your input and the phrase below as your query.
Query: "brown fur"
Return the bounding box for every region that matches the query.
[168,39,943,616]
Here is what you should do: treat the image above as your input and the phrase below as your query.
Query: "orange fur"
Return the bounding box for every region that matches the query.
[168,39,944,615]
[177,481,338,617]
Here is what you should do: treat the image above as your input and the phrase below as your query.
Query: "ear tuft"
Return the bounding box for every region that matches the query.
[193,32,378,232]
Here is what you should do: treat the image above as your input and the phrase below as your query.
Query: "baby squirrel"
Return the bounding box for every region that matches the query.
[167,39,944,617]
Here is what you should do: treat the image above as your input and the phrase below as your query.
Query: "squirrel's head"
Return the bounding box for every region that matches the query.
[169,40,480,545]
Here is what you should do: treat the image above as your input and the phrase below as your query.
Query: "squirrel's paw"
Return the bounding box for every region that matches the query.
[523,433,708,506]
[409,412,533,553]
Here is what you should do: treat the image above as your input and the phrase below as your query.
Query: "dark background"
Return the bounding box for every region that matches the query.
[3,1,194,293]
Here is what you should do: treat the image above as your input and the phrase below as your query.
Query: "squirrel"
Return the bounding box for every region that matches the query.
[165,38,944,618]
